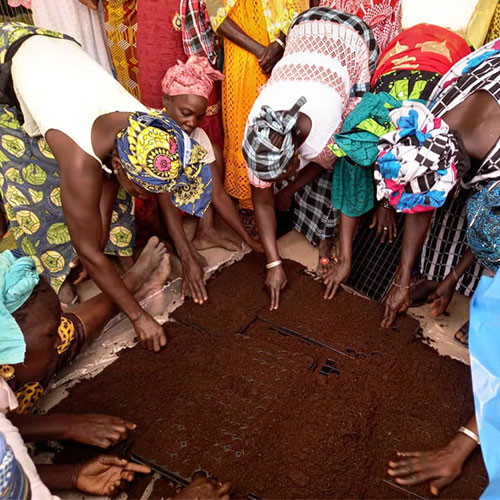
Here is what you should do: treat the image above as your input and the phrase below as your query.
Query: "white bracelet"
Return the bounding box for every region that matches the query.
[274,38,285,50]
[458,426,480,445]
[266,259,282,269]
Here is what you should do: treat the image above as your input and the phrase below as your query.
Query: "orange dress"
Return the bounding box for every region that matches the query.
[221,0,270,209]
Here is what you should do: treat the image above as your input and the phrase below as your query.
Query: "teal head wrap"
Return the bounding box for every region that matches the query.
[0,251,39,365]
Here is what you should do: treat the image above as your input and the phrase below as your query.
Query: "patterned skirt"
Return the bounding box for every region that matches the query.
[0,105,135,292]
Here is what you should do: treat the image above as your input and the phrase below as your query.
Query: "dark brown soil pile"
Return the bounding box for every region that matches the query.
[52,254,486,499]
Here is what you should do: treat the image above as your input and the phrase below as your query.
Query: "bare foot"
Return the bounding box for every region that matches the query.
[126,237,167,291]
[136,254,171,301]
[454,321,469,347]
[316,238,335,277]
[118,255,134,274]
[192,229,242,252]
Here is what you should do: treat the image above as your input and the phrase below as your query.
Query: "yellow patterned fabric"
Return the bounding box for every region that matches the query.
[206,0,295,41]
[103,0,141,99]
[14,382,43,415]
[486,2,500,43]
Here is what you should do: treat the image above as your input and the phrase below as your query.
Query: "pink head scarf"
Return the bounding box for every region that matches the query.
[161,56,224,100]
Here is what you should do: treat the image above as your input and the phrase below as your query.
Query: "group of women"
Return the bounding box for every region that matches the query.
[0,0,498,496]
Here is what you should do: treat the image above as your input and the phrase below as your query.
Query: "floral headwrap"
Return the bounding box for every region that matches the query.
[467,181,500,272]
[242,97,306,182]
[374,101,470,214]
[116,112,212,217]
[161,56,224,100]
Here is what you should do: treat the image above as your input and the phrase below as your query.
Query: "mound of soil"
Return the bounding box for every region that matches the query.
[52,254,486,499]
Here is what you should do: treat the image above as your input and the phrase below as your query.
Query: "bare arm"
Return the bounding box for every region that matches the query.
[157,193,208,304]
[382,211,433,327]
[98,176,119,250]
[216,18,265,57]
[323,213,359,299]
[252,185,287,309]
[46,131,166,351]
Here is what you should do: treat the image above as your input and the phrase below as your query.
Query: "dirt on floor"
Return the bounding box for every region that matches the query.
[51,253,487,499]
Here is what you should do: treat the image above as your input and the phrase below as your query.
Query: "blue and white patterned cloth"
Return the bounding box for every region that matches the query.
[0,432,31,499]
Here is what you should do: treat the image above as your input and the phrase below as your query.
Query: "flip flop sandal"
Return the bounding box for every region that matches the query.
[453,321,469,348]
[409,279,439,307]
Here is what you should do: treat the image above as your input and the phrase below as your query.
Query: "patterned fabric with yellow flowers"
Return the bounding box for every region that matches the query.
[117,112,213,217]
[12,312,86,414]
[0,104,135,293]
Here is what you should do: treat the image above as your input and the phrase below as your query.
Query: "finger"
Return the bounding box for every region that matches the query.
[397,451,424,458]
[181,279,186,301]
[380,229,387,244]
[159,330,168,348]
[375,222,382,239]
[388,226,394,243]
[124,462,152,474]
[327,282,339,300]
[369,216,376,229]
[395,471,433,485]
[153,336,161,353]
[270,287,277,311]
[218,482,232,496]
[124,420,137,431]
[99,455,128,466]
[121,471,135,482]
[104,430,123,443]
[273,287,281,310]
[430,476,454,496]
[381,306,396,329]
[95,438,112,448]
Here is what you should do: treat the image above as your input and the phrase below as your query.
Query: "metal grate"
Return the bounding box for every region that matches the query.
[0,0,32,24]
[346,212,405,303]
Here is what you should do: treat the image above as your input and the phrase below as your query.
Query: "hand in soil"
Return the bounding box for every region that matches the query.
[75,455,151,496]
[370,204,397,243]
[381,284,411,328]
[428,278,455,318]
[245,235,265,253]
[387,445,467,496]
[133,311,168,351]
[322,259,350,299]
[265,265,287,310]
[181,257,208,305]
[173,476,231,500]
[68,414,136,448]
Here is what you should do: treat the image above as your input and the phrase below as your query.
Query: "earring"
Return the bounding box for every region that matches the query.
[0,365,15,381]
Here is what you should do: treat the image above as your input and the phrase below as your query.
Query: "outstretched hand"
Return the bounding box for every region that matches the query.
[75,456,151,496]
[265,265,287,310]
[69,414,136,448]
[381,283,411,328]
[387,445,465,496]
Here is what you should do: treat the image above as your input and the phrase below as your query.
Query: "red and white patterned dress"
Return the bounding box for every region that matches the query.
[319,0,401,51]
[247,18,372,188]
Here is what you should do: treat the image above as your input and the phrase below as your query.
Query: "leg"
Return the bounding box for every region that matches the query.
[70,236,171,343]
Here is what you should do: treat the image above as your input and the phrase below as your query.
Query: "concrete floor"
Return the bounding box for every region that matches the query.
[36,222,471,499]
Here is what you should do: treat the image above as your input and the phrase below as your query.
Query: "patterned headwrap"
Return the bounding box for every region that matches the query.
[161,56,224,100]
[117,112,212,217]
[374,101,470,214]
[242,97,306,182]
[467,181,500,272]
